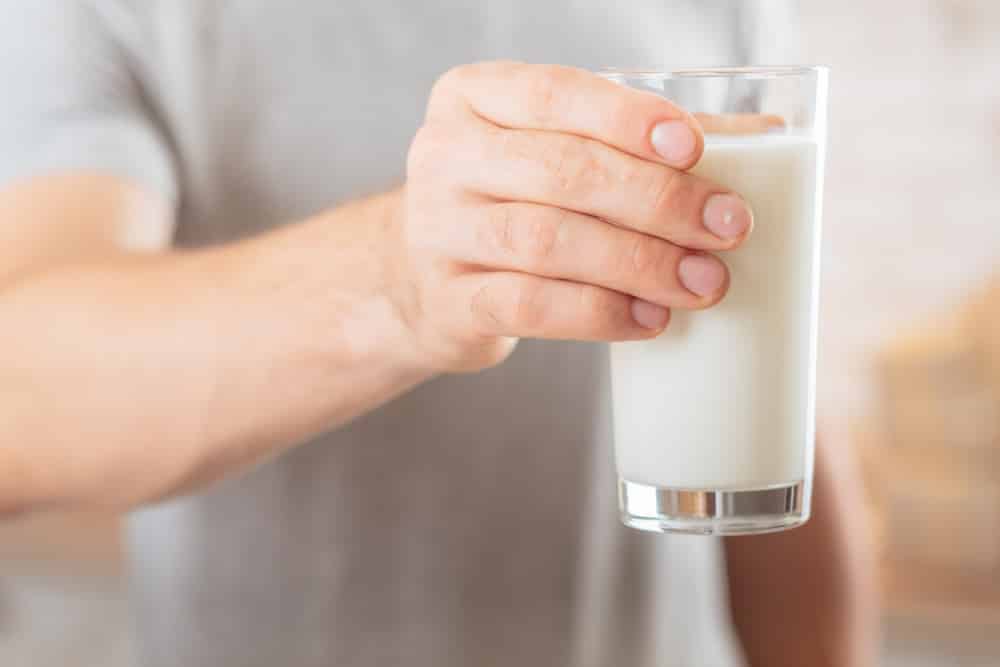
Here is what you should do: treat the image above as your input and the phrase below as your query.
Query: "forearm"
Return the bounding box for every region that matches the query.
[724,437,879,667]
[0,190,429,512]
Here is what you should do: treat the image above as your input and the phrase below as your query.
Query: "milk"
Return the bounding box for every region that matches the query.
[611,134,823,490]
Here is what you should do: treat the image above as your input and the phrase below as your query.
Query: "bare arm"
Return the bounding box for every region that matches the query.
[725,437,879,667]
[0,174,429,512]
[1,63,752,514]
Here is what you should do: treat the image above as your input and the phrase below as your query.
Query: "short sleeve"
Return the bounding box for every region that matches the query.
[739,0,802,64]
[0,1,178,206]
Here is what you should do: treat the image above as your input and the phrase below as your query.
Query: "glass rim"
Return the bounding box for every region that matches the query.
[599,65,828,80]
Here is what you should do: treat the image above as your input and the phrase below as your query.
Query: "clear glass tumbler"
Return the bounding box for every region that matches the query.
[603,67,829,535]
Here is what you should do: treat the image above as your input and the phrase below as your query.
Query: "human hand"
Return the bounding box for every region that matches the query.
[392,61,754,372]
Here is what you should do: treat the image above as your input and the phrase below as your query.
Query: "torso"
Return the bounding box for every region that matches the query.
[118,2,753,664]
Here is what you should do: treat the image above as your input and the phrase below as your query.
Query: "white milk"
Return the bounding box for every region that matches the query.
[611,134,823,490]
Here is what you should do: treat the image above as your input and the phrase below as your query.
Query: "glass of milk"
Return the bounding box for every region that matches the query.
[602,67,828,535]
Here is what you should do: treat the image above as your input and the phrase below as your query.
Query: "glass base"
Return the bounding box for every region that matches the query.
[618,479,807,535]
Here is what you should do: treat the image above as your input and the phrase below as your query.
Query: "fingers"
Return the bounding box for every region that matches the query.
[435,202,729,309]
[695,113,786,136]
[409,61,773,356]
[428,61,704,170]
[452,271,670,342]
[413,121,752,251]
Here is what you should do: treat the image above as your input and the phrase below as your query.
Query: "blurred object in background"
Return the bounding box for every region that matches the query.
[859,276,1000,630]
[802,1,1000,658]
[809,0,1000,424]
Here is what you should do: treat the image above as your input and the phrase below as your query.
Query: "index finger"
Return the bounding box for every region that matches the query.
[694,113,786,135]
[428,61,705,170]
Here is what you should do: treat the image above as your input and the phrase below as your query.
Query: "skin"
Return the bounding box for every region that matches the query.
[0,61,874,665]
[725,437,879,667]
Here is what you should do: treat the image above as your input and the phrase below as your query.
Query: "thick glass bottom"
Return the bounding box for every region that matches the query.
[618,478,807,536]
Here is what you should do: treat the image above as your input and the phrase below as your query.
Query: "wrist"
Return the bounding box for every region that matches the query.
[244,189,436,383]
[336,189,439,381]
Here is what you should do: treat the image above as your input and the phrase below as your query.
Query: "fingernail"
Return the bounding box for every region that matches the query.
[631,299,670,330]
[651,120,697,166]
[678,254,726,298]
[703,193,753,241]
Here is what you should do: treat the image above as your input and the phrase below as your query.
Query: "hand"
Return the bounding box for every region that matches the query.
[390,61,754,373]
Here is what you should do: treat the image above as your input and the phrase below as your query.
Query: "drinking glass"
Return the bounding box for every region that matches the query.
[603,67,829,535]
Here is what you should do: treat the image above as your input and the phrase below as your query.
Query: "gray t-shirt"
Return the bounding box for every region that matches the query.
[0,2,792,665]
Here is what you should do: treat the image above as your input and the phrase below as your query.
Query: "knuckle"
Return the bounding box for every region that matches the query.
[625,235,670,278]
[493,126,526,163]
[579,285,624,329]
[469,279,507,333]
[623,237,682,303]
[526,65,565,122]
[646,166,682,220]
[426,66,468,121]
[520,212,563,266]
[482,204,519,256]
[432,64,471,99]
[407,123,452,177]
[545,136,606,193]
[513,280,547,330]
[649,170,697,224]
[429,63,523,122]
[604,94,636,140]
[482,206,568,269]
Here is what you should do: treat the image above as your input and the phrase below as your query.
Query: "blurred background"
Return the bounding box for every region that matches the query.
[806,0,1000,664]
[3,0,1000,664]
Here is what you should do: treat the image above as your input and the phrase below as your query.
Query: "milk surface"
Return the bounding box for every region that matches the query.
[611,134,822,489]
